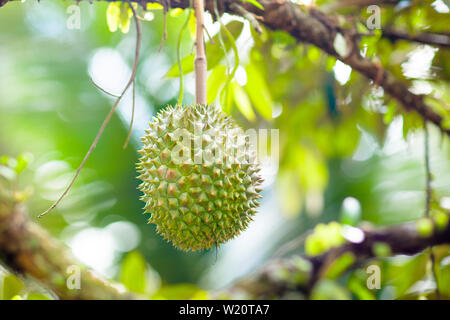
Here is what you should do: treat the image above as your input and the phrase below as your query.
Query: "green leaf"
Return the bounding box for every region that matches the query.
[402,111,423,139]
[166,54,195,78]
[310,279,351,300]
[106,2,121,33]
[437,255,450,298]
[417,218,433,237]
[325,56,336,72]
[0,156,9,165]
[373,242,392,257]
[120,251,147,294]
[442,118,450,130]
[146,3,164,10]
[324,252,355,279]
[1,274,24,300]
[305,222,345,256]
[385,253,428,297]
[208,21,243,69]
[166,21,244,78]
[15,153,33,174]
[152,284,207,300]
[188,10,196,39]
[119,3,133,34]
[231,81,256,121]
[106,2,132,34]
[243,0,264,10]
[244,63,272,119]
[207,65,227,104]
[383,100,396,124]
[347,272,376,300]
[26,293,51,300]
[221,81,233,115]
[170,8,184,17]
[433,211,449,231]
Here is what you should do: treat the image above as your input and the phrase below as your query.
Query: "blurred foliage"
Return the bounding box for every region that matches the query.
[305,222,345,256]
[0,0,449,300]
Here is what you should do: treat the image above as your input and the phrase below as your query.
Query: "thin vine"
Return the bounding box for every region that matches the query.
[123,80,136,149]
[214,0,239,113]
[38,3,142,218]
[159,1,168,52]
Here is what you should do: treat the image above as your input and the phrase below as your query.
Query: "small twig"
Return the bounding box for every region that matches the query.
[123,80,136,149]
[213,0,230,107]
[89,76,121,98]
[230,3,262,35]
[159,2,168,52]
[38,3,142,218]
[222,216,450,299]
[203,25,215,44]
[214,0,239,111]
[382,29,450,48]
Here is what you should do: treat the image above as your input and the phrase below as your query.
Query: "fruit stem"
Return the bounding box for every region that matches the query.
[194,0,207,105]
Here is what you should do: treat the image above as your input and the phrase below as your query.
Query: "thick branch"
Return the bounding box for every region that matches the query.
[222,218,450,299]
[0,202,138,300]
[1,200,449,299]
[230,1,449,135]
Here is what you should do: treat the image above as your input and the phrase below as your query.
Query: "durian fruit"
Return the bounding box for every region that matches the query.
[137,104,262,251]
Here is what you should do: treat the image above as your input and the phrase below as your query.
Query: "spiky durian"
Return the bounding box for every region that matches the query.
[137,104,262,251]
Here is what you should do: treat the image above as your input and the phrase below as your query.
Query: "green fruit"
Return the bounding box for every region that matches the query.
[137,104,262,251]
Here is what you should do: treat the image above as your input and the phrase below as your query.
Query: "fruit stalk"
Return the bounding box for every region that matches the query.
[194,0,207,105]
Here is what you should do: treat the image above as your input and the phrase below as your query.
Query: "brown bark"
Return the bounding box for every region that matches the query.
[1,0,448,134]
[222,218,450,299]
[0,202,138,300]
[382,29,450,48]
[1,199,449,299]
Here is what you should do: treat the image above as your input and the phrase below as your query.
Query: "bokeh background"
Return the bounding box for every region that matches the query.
[0,0,449,299]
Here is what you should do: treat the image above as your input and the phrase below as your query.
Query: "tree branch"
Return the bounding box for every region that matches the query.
[228,1,449,135]
[1,198,449,299]
[0,202,139,299]
[221,216,450,299]
[382,29,450,48]
[1,0,448,134]
[1,0,449,301]
[325,0,401,9]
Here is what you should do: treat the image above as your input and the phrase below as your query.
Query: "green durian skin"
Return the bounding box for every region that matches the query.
[137,104,262,251]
